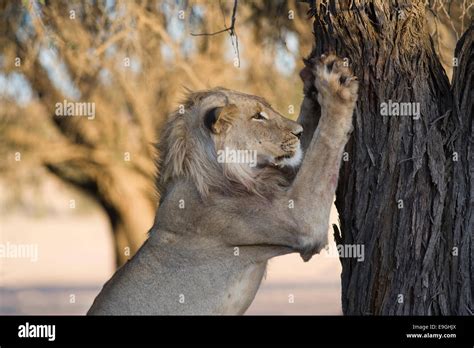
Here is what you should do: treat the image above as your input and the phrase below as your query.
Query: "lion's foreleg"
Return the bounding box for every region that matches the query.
[286,54,358,261]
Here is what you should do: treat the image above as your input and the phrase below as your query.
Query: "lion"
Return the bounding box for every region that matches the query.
[88,54,358,315]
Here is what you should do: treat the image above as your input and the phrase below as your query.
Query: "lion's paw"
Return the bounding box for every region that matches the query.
[313,54,358,107]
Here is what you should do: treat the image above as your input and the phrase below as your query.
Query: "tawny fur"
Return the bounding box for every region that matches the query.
[88,54,358,315]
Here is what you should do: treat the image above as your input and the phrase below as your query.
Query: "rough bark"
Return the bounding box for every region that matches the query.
[304,0,472,315]
[443,26,474,314]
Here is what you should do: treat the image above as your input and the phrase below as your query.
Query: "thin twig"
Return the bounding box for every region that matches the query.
[190,27,230,37]
[190,0,240,67]
[191,0,238,36]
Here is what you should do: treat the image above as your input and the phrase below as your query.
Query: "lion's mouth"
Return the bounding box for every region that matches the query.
[272,144,303,168]
[274,153,295,162]
[256,142,303,169]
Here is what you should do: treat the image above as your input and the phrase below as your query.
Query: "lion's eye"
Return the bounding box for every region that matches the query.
[252,112,267,121]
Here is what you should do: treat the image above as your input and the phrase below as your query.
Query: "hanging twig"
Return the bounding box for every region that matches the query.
[191,0,240,67]
[191,0,238,36]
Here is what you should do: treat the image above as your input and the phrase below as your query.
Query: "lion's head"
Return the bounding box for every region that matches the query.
[157,87,303,198]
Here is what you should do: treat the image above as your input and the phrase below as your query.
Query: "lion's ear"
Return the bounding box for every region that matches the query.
[204,104,239,134]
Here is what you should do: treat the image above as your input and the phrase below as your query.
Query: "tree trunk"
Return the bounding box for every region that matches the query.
[13,37,157,268]
[46,163,156,266]
[23,61,156,266]
[304,0,473,315]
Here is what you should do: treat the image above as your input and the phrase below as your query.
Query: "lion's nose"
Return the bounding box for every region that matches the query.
[292,128,303,139]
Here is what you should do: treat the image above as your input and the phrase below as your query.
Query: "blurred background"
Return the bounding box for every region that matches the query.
[0,0,467,314]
